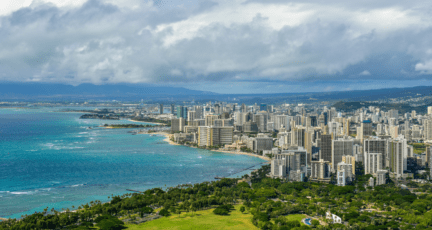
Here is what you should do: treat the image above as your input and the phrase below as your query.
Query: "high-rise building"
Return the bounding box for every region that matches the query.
[318,134,332,162]
[267,105,274,113]
[241,103,247,113]
[304,131,314,164]
[427,106,432,115]
[210,126,234,146]
[198,126,233,147]
[176,106,188,119]
[311,159,330,181]
[198,126,210,146]
[187,111,196,122]
[364,138,388,169]
[272,148,308,178]
[291,128,305,147]
[170,104,175,115]
[376,170,387,185]
[328,121,340,136]
[365,152,382,175]
[331,139,354,171]
[183,107,188,120]
[342,155,356,175]
[190,119,205,127]
[195,106,203,119]
[310,116,317,127]
[323,112,328,125]
[271,159,287,178]
[205,114,219,126]
[426,147,432,167]
[275,115,290,131]
[171,118,185,133]
[255,135,273,153]
[159,104,163,114]
[214,104,221,114]
[243,121,258,133]
[389,125,399,139]
[343,118,350,136]
[254,113,268,132]
[337,162,353,186]
[388,109,398,119]
[177,105,183,118]
[389,139,407,178]
[213,119,233,127]
[377,124,383,135]
[359,120,373,141]
[424,119,432,140]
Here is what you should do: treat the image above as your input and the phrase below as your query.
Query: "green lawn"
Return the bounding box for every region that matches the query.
[285,214,306,223]
[126,205,258,230]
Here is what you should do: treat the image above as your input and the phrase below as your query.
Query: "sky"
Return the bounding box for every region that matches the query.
[0,0,432,94]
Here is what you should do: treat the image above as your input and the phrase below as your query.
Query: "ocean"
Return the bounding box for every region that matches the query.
[0,107,265,219]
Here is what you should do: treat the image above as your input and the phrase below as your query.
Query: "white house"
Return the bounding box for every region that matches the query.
[326,211,342,224]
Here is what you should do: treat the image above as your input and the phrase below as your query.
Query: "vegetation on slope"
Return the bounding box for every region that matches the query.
[2,165,432,230]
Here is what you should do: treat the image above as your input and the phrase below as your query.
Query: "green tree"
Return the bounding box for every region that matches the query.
[159,208,170,217]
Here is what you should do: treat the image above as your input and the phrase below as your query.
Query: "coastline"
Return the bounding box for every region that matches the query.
[140,132,270,161]
[128,119,166,126]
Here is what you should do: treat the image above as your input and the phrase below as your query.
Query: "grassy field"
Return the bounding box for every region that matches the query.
[284,214,307,223]
[126,205,258,230]
[126,206,306,230]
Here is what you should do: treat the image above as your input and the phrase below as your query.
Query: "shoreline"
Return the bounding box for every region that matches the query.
[140,132,270,161]
[128,119,166,126]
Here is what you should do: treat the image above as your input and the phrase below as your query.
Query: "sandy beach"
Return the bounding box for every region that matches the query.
[139,132,270,161]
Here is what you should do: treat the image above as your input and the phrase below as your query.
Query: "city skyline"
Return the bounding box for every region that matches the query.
[1,0,432,93]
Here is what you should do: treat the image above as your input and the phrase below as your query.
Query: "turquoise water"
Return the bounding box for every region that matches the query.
[0,108,265,219]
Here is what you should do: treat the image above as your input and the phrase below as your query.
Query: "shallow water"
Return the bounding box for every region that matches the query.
[0,107,265,218]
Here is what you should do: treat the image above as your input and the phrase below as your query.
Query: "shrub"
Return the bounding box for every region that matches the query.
[159,209,170,217]
[213,204,233,215]
[213,207,229,215]
[96,216,125,230]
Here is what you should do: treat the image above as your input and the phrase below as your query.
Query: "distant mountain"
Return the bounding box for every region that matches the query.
[191,86,432,104]
[1,83,432,103]
[332,100,432,114]
[0,83,217,100]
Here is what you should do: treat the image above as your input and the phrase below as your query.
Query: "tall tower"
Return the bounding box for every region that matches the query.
[170,104,175,115]
[159,104,163,114]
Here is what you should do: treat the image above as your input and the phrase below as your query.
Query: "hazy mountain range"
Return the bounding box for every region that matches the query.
[0,83,431,103]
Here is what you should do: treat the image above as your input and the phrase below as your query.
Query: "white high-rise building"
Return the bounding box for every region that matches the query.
[365,152,382,175]
[389,138,407,178]
[275,115,290,131]
[328,121,341,136]
[337,162,353,186]
[254,113,268,132]
[424,119,432,140]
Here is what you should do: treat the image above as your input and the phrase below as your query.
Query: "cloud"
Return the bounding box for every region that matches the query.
[0,0,431,88]
[359,70,371,76]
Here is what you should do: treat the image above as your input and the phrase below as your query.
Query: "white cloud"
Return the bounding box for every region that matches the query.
[359,70,371,76]
[0,0,431,86]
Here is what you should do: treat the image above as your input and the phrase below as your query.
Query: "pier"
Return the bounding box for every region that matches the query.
[214,162,266,179]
